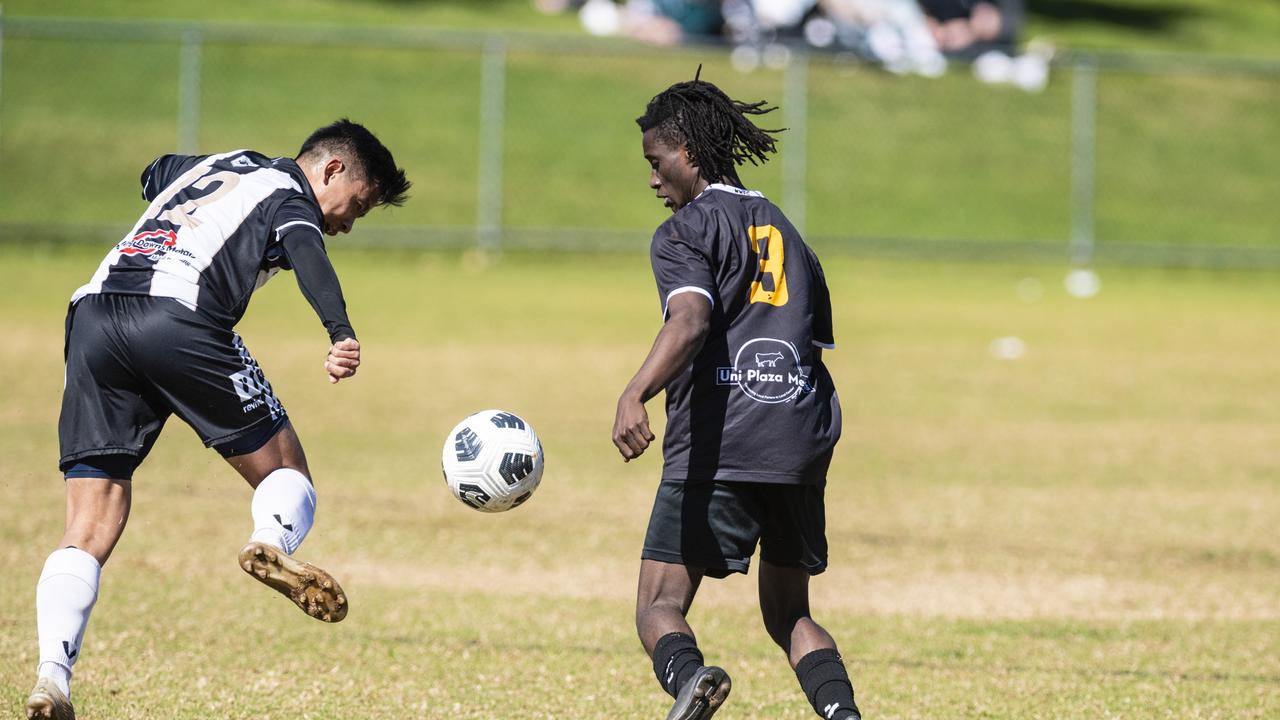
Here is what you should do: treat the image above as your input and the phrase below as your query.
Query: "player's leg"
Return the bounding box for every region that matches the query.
[637,558,703,677]
[133,310,346,623]
[33,295,163,719]
[221,422,346,622]
[757,482,861,720]
[640,479,755,718]
[637,560,730,720]
[225,419,313,551]
[759,562,860,720]
[28,472,133,720]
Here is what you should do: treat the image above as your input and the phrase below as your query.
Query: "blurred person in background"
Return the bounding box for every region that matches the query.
[551,0,726,45]
[918,0,1021,55]
[806,0,946,75]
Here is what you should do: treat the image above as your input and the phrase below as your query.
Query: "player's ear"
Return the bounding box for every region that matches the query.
[323,157,345,185]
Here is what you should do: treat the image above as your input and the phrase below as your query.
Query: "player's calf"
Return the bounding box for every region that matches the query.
[651,633,731,720]
[796,649,860,720]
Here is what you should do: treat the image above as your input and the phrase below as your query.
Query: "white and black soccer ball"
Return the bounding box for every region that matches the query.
[441,409,544,513]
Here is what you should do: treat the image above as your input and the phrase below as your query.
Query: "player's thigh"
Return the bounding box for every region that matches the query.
[758,483,829,576]
[59,296,170,475]
[224,421,309,488]
[131,303,293,467]
[641,479,765,579]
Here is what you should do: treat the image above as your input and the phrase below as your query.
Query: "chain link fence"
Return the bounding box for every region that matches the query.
[1,15,1277,268]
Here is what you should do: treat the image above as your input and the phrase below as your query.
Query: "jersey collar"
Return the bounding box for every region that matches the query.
[272,157,320,206]
[694,183,764,202]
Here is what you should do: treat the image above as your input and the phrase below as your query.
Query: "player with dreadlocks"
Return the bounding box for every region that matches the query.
[613,71,861,720]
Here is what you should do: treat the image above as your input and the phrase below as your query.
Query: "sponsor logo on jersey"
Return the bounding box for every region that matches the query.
[117,228,178,256]
[717,337,813,404]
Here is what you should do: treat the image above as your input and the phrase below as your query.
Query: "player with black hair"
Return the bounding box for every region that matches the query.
[614,72,861,720]
[298,118,411,211]
[25,120,409,720]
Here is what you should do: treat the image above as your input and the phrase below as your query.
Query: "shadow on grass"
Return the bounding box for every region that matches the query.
[1027,0,1200,30]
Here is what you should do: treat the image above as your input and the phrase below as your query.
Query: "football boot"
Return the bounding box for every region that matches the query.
[238,541,347,622]
[25,677,74,720]
[665,665,731,720]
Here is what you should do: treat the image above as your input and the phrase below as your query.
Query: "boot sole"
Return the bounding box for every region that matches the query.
[665,666,731,720]
[238,541,348,622]
[26,679,75,720]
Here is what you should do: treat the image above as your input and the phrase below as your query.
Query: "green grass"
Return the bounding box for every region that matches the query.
[0,0,583,33]
[1022,0,1280,57]
[1,3,1278,251]
[1,246,1278,718]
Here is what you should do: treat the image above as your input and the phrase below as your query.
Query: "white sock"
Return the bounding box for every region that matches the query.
[36,547,101,698]
[249,468,316,554]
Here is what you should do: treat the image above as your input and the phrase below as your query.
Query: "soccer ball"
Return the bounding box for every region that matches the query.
[441,409,545,512]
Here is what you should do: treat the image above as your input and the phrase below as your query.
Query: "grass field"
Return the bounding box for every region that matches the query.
[1,4,1278,250]
[1,2,1278,717]
[1,245,1277,718]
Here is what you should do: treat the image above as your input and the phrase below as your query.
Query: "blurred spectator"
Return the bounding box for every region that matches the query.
[804,1,945,76]
[917,0,1022,56]
[537,0,1045,88]
[623,0,726,45]
[532,0,582,13]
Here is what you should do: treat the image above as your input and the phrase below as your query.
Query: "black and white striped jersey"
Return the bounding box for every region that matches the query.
[71,150,355,340]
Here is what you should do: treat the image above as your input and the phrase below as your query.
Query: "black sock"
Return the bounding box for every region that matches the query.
[652,632,704,699]
[796,648,860,720]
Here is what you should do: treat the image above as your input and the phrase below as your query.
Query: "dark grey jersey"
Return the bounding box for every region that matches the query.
[72,150,340,333]
[650,184,840,485]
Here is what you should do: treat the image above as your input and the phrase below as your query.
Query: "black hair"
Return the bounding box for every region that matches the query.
[636,67,783,186]
[297,119,411,207]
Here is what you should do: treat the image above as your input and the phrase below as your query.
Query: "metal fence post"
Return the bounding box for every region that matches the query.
[1070,57,1097,265]
[0,5,6,166]
[783,49,808,236]
[178,28,202,154]
[476,36,507,250]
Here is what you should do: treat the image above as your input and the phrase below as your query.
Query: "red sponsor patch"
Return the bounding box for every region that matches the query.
[118,229,179,256]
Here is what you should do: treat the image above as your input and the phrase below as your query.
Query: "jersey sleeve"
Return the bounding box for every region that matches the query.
[809,249,835,349]
[273,198,355,344]
[140,154,207,202]
[650,216,717,320]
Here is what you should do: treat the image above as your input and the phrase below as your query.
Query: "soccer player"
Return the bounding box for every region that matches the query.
[612,74,861,720]
[25,119,410,720]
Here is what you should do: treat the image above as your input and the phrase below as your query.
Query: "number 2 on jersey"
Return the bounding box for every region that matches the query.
[748,225,788,306]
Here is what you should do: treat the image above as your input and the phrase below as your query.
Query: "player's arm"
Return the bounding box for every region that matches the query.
[612,292,712,462]
[279,227,361,384]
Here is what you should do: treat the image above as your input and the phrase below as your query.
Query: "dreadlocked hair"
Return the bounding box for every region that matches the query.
[636,67,784,186]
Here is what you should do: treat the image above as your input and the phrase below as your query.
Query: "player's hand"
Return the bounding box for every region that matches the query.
[325,337,361,384]
[613,391,655,462]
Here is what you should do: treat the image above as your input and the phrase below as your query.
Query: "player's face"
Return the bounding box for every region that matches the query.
[642,129,706,213]
[314,160,377,235]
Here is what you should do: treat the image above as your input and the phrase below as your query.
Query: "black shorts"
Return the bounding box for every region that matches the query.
[641,479,828,579]
[58,294,288,478]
